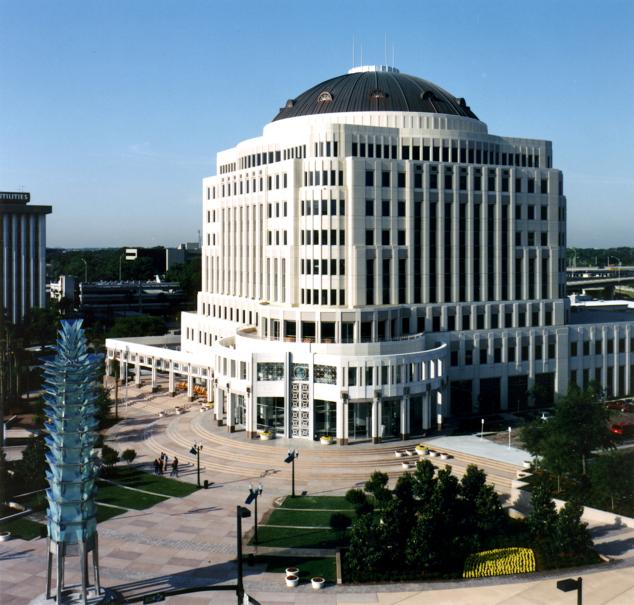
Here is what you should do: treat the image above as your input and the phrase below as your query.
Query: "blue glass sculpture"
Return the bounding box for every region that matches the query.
[43,320,102,603]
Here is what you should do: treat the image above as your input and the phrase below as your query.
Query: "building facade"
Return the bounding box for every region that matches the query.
[0,191,51,323]
[106,65,634,444]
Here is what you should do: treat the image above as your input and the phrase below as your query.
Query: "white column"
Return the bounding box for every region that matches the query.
[38,214,46,307]
[2,216,9,312]
[20,215,26,319]
[226,391,235,431]
[29,215,36,307]
[12,215,18,321]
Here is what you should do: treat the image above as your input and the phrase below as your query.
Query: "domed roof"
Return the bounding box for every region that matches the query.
[273,65,478,122]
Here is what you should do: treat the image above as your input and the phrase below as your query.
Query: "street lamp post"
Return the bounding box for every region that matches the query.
[508,426,512,449]
[284,449,299,497]
[189,442,203,487]
[557,577,582,605]
[480,418,484,439]
[245,483,263,545]
[236,505,251,603]
[124,347,129,416]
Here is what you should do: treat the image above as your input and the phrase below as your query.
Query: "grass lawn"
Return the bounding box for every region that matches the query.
[0,516,46,540]
[267,508,354,528]
[251,526,348,549]
[96,504,128,523]
[255,555,337,583]
[96,482,168,510]
[107,466,199,497]
[280,495,353,510]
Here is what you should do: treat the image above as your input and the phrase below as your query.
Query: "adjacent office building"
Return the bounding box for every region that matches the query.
[106,65,634,444]
[0,191,52,323]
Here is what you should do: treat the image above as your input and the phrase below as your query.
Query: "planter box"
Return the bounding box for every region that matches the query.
[320,437,334,445]
[0,532,11,542]
[259,433,273,441]
[311,577,325,590]
[285,575,299,588]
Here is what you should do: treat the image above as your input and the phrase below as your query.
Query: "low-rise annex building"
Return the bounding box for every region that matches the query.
[106,65,634,444]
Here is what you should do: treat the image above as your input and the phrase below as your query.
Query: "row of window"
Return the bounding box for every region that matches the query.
[301,288,346,306]
[209,172,289,199]
[300,259,346,276]
[300,229,346,246]
[300,198,346,216]
[257,362,338,384]
[570,337,634,356]
[238,145,307,171]
[304,169,344,187]
[450,340,557,366]
[364,167,552,194]
[352,140,545,169]
[314,141,339,157]
[267,230,288,246]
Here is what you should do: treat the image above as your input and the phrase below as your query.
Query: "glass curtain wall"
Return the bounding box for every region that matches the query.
[409,395,424,436]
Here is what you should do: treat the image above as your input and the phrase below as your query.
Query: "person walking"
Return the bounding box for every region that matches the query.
[170,457,179,478]
[153,458,160,475]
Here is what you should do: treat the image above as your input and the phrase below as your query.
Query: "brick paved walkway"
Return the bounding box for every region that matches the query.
[2,381,633,605]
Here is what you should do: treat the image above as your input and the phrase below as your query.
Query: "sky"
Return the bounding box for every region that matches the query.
[1,0,633,248]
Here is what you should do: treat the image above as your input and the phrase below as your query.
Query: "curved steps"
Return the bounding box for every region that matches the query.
[136,411,517,491]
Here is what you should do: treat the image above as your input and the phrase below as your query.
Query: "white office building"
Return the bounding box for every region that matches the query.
[0,191,51,323]
[106,65,634,444]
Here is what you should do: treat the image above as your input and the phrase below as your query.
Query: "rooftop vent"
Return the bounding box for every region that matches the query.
[317,91,333,103]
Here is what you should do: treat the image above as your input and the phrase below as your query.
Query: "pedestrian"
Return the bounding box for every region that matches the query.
[153,458,160,475]
[171,457,179,478]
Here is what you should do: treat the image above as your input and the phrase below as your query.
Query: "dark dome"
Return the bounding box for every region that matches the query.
[273,66,478,122]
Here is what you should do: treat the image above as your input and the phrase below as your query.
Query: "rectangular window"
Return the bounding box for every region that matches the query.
[365,199,374,215]
[398,172,406,188]
[382,200,390,216]
[382,230,390,245]
[382,171,390,187]
[365,170,374,186]
[365,229,374,245]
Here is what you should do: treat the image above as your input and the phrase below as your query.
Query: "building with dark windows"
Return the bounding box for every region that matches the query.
[0,191,52,322]
[106,65,634,444]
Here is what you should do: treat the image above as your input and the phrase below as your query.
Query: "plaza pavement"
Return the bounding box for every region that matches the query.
[1,381,634,605]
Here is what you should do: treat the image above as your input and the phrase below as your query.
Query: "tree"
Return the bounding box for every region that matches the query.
[329,512,352,532]
[521,384,613,479]
[121,449,137,464]
[15,435,48,492]
[527,478,558,541]
[554,500,594,561]
[364,470,392,506]
[589,451,634,512]
[107,315,167,339]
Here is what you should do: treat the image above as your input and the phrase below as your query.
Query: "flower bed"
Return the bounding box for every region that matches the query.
[462,547,535,578]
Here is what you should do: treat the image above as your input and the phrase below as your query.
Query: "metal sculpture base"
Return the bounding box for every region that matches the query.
[30,587,119,605]
[45,535,104,605]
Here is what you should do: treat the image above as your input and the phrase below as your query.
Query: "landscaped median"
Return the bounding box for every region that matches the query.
[250,495,354,550]
[248,495,353,586]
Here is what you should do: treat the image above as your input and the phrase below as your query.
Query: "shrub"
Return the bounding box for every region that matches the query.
[121,449,137,464]
[101,445,120,468]
[330,512,352,532]
[463,547,535,578]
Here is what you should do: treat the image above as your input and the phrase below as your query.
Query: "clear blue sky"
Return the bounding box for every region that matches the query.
[1,0,632,248]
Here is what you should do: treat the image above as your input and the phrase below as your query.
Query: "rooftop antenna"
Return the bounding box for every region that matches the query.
[352,34,355,67]
[384,33,387,67]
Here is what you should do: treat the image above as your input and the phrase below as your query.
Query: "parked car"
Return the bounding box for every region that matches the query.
[605,400,634,413]
[609,422,634,437]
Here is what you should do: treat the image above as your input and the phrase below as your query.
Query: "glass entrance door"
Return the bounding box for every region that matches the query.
[348,401,371,442]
